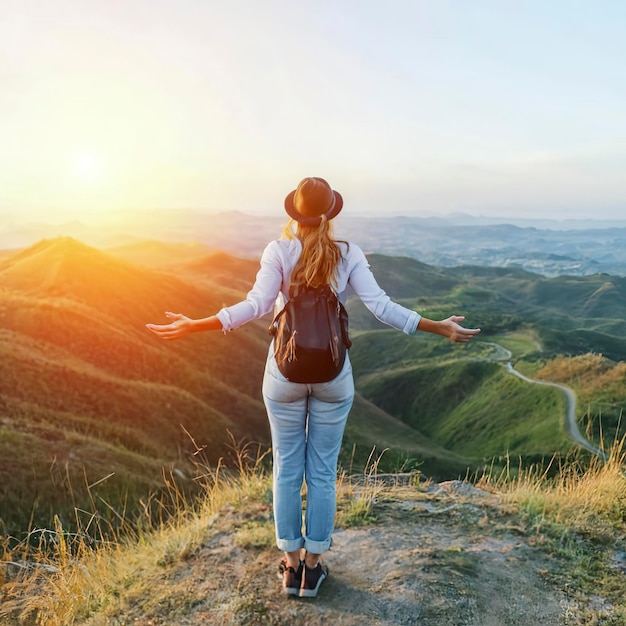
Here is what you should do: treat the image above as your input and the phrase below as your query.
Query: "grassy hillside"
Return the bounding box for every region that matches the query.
[341,392,474,479]
[3,237,626,542]
[447,265,626,360]
[106,239,217,268]
[0,238,271,536]
[1,440,624,626]
[534,353,626,443]
[352,334,570,461]
[348,255,626,465]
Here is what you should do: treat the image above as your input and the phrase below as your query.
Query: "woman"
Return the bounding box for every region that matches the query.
[146,177,480,598]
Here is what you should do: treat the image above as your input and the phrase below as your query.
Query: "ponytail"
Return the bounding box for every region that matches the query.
[282,217,345,293]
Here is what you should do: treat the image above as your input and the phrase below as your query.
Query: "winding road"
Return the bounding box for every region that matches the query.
[482,342,607,460]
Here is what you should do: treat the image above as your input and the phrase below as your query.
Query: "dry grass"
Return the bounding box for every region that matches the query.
[538,353,626,402]
[0,441,394,625]
[477,438,626,623]
[335,448,420,528]
[2,436,625,625]
[478,437,626,540]
[0,434,272,626]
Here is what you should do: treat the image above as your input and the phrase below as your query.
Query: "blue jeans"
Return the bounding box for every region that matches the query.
[262,347,354,554]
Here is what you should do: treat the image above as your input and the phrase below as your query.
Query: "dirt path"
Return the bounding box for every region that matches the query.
[82,481,613,626]
[482,341,606,460]
[504,362,606,459]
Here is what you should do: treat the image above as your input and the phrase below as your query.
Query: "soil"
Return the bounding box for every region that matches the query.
[81,480,619,626]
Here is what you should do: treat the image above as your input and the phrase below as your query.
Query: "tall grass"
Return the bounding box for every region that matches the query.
[478,436,626,539]
[2,436,625,625]
[0,433,271,626]
[0,439,393,625]
[478,437,626,623]
[335,446,394,527]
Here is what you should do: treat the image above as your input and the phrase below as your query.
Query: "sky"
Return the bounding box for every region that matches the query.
[1,0,625,223]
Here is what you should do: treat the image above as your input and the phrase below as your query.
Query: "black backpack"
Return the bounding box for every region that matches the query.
[269,284,352,383]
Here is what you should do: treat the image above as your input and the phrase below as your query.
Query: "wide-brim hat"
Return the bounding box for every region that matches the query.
[284,177,343,225]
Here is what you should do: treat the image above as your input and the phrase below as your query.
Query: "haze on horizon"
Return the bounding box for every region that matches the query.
[1,0,625,224]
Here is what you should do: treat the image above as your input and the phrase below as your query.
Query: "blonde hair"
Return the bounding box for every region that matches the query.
[282,216,345,293]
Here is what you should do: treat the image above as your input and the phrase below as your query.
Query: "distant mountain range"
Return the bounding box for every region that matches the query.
[2,210,626,276]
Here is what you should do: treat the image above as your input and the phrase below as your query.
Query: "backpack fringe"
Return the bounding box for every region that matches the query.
[286,330,298,363]
[330,334,340,365]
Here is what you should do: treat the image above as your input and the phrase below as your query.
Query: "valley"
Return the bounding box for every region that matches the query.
[1,235,626,540]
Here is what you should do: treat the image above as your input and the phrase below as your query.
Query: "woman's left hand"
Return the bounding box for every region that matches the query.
[439,316,481,343]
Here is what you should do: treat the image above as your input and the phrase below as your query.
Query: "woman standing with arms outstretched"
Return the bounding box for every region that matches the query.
[147,177,480,598]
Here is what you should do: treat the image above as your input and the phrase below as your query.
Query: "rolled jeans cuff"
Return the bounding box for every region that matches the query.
[276,536,304,552]
[304,535,331,554]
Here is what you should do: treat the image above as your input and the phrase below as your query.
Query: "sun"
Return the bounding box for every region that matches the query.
[69,150,104,183]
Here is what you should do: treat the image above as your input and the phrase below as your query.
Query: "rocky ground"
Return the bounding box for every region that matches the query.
[76,480,623,626]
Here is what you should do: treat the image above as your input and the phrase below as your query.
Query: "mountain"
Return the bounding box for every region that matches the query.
[106,239,217,268]
[3,236,626,539]
[0,237,271,535]
[177,251,261,292]
[5,211,626,276]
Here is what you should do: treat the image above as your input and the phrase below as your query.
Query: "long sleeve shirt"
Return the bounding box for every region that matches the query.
[216,238,421,335]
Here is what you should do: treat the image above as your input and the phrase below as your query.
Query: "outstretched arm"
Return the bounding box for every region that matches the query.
[347,246,480,342]
[146,241,285,340]
[146,311,223,340]
[417,315,480,343]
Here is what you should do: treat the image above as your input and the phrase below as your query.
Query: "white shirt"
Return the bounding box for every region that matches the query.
[216,238,421,335]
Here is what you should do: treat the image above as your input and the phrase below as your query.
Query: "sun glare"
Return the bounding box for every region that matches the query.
[69,151,104,183]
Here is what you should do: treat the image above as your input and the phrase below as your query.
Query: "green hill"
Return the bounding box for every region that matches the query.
[354,342,569,460]
[0,238,270,536]
[363,254,459,297]
[342,391,473,478]
[2,237,626,540]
